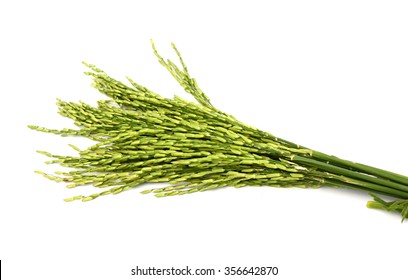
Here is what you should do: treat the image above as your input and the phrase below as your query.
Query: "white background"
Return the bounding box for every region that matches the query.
[1,0,408,279]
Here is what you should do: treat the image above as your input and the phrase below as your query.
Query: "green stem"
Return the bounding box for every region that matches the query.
[266,132,408,186]
[312,151,408,186]
[293,155,408,197]
[311,172,408,199]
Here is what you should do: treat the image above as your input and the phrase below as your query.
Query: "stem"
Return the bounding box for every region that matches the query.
[293,155,408,197]
[310,171,408,199]
[312,151,408,186]
[266,131,408,186]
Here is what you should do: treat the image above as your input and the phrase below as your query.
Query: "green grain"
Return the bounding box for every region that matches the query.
[29,41,408,221]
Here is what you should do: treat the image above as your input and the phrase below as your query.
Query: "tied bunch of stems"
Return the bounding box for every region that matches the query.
[30,41,408,220]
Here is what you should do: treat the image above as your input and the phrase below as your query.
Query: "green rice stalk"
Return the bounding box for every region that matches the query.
[29,40,408,221]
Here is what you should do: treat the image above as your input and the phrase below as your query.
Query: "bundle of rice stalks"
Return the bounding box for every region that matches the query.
[29,41,408,220]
